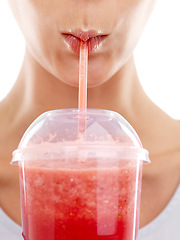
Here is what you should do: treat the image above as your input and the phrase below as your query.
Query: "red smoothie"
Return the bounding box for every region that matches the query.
[19,159,142,240]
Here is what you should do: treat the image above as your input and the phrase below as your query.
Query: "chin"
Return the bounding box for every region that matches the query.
[58,78,105,88]
[57,69,108,88]
[87,71,111,88]
[87,79,107,88]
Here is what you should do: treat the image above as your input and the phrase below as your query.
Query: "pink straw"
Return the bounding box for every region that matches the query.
[78,41,88,136]
[78,41,88,110]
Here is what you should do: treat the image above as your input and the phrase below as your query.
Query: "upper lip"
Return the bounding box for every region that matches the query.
[62,29,108,41]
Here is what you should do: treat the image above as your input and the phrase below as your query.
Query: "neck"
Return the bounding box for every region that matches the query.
[4,48,175,156]
[13,49,144,117]
[4,48,150,133]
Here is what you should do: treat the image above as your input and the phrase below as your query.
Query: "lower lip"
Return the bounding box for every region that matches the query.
[62,34,107,54]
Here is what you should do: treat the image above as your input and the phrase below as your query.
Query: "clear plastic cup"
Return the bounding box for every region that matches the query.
[11,109,150,240]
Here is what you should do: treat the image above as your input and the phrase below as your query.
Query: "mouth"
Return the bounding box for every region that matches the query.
[62,30,108,54]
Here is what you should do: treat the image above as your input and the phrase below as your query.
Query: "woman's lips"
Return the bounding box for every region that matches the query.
[62,31,108,54]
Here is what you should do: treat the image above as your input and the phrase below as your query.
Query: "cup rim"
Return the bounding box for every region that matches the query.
[11,144,150,165]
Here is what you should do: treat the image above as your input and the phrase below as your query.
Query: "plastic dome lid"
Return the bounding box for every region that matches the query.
[11,109,150,164]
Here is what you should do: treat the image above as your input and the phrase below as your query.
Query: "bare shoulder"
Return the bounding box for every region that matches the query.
[140,149,180,228]
[0,99,12,138]
[139,117,180,227]
[169,119,180,170]
[0,100,22,225]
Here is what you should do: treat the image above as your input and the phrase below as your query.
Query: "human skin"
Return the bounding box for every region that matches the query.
[0,0,180,230]
[7,0,156,87]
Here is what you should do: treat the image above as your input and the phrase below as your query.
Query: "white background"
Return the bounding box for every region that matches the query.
[0,0,180,119]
